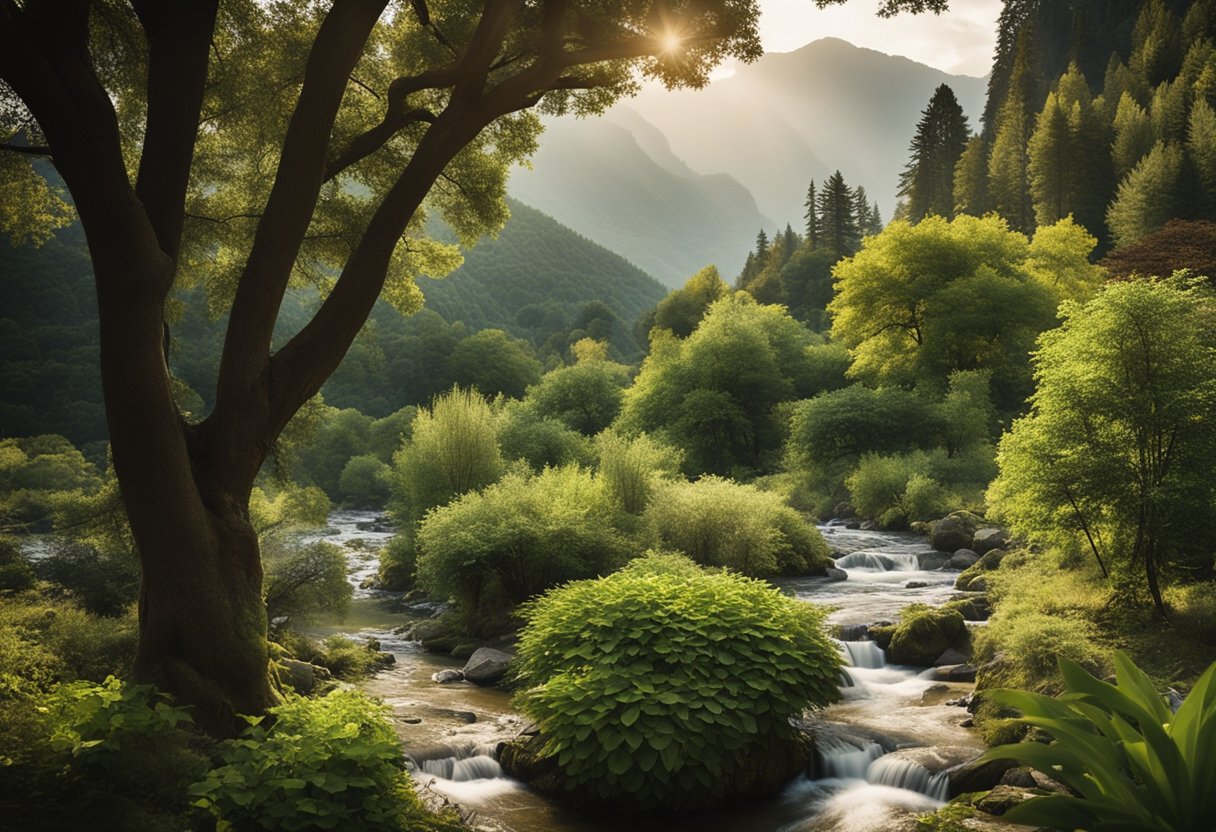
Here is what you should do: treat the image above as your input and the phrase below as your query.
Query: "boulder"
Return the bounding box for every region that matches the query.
[886,607,967,666]
[859,520,878,531]
[946,549,980,570]
[824,567,848,582]
[431,668,465,684]
[947,757,1022,797]
[930,514,977,553]
[941,596,991,621]
[932,664,977,683]
[917,550,951,571]
[278,658,331,695]
[972,527,1011,554]
[934,647,969,666]
[997,767,1038,789]
[975,785,1034,816]
[905,580,929,589]
[462,647,513,686]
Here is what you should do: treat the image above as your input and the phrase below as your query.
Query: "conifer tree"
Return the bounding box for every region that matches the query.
[755,229,769,261]
[1188,98,1216,217]
[898,83,971,221]
[804,180,820,249]
[867,200,884,235]
[817,170,860,259]
[1150,79,1188,142]
[987,25,1037,232]
[1107,141,1184,246]
[852,186,872,236]
[954,134,990,216]
[1028,92,1073,226]
[1131,0,1184,87]
[1113,92,1156,180]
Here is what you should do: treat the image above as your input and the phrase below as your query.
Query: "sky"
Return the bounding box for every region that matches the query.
[755,0,1002,76]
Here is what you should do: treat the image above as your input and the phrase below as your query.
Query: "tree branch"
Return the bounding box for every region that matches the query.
[0,142,52,156]
[131,0,220,261]
[215,0,387,409]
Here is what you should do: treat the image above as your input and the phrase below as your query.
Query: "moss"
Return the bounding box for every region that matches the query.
[868,624,897,650]
[887,604,967,666]
[915,795,986,832]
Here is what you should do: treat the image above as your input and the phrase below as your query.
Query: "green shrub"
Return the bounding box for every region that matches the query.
[0,536,35,591]
[34,539,141,617]
[645,477,831,576]
[263,539,351,634]
[980,653,1216,832]
[416,466,632,633]
[387,386,503,522]
[846,452,955,529]
[973,611,1109,694]
[190,690,463,832]
[512,558,842,809]
[596,430,682,514]
[524,359,630,435]
[337,454,391,509]
[497,401,594,471]
[376,533,417,591]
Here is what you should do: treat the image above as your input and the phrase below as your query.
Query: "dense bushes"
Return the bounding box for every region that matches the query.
[192,690,461,832]
[595,431,682,515]
[645,477,831,576]
[416,466,632,633]
[509,555,842,810]
[262,539,351,634]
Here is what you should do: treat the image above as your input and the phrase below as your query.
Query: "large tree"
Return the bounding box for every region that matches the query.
[0,0,764,724]
[898,83,970,221]
[0,0,947,723]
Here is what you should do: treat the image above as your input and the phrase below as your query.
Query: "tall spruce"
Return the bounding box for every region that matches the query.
[988,24,1038,232]
[817,170,860,259]
[898,84,972,221]
[954,134,991,215]
[804,180,820,249]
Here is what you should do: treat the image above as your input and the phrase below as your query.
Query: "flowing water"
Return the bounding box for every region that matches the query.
[314,512,985,832]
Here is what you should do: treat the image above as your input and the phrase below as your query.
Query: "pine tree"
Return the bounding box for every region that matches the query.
[1188,98,1216,217]
[1113,92,1156,180]
[852,186,872,237]
[954,134,990,216]
[817,170,860,259]
[737,251,758,288]
[1131,0,1184,87]
[780,223,798,264]
[803,180,820,249]
[1028,92,1074,225]
[898,84,972,221]
[868,200,884,235]
[755,229,769,261]
[1150,79,1188,142]
[1107,141,1184,247]
[987,25,1037,232]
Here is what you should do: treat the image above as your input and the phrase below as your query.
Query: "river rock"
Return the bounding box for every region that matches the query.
[932,664,978,683]
[930,516,973,552]
[972,527,1011,554]
[905,580,929,589]
[824,567,848,582]
[975,785,1034,816]
[946,549,980,570]
[934,647,970,666]
[462,647,513,685]
[278,658,331,695]
[886,607,966,666]
[947,757,1021,797]
[432,669,465,684]
[917,551,950,570]
[859,520,878,531]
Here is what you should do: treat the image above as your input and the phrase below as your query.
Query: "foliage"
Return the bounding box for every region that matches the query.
[249,483,332,538]
[523,358,630,436]
[511,559,842,809]
[415,466,632,633]
[618,294,823,475]
[497,400,594,471]
[34,539,141,618]
[375,533,417,593]
[645,477,831,577]
[899,83,971,222]
[1101,219,1216,281]
[447,328,543,399]
[980,653,1216,832]
[286,635,389,682]
[988,278,1216,616]
[595,430,683,515]
[829,215,1095,408]
[785,384,940,471]
[846,452,953,530]
[0,434,104,532]
[1107,141,1184,247]
[644,265,732,340]
[190,690,463,832]
[337,454,392,509]
[262,539,351,634]
[387,386,503,522]
[973,611,1109,695]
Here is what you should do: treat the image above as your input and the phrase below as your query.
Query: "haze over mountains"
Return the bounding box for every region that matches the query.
[510,37,988,286]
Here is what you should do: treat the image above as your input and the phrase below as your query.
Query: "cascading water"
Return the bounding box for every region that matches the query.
[323,511,984,832]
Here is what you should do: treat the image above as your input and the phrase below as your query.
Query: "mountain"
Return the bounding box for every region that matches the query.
[419,198,666,336]
[511,38,988,279]
[509,116,772,287]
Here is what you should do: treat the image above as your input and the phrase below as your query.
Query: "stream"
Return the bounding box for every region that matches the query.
[308,512,985,832]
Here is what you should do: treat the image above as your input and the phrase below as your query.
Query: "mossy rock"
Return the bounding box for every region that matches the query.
[868,624,897,650]
[940,597,991,622]
[929,511,988,553]
[887,605,967,667]
[450,642,478,660]
[954,548,1008,591]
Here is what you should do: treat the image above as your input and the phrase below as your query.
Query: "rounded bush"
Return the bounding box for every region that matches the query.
[510,556,842,810]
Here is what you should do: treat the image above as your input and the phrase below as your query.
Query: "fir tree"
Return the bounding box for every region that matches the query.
[987,24,1037,232]
[1131,0,1184,87]
[868,200,884,235]
[803,180,820,249]
[817,170,860,259]
[1028,92,1074,226]
[1107,141,1184,246]
[1187,98,1216,217]
[953,134,991,216]
[1113,92,1156,180]
[898,83,971,221]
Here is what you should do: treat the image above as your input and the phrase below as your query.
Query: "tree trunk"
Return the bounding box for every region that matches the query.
[92,238,276,730]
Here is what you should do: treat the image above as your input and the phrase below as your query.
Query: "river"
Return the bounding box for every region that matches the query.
[308,511,985,832]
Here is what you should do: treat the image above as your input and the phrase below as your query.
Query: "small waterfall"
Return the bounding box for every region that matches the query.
[866,755,950,801]
[833,551,921,571]
[815,736,886,779]
[839,640,886,669]
[410,742,503,782]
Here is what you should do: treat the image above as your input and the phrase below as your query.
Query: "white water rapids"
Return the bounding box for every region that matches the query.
[310,512,985,832]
